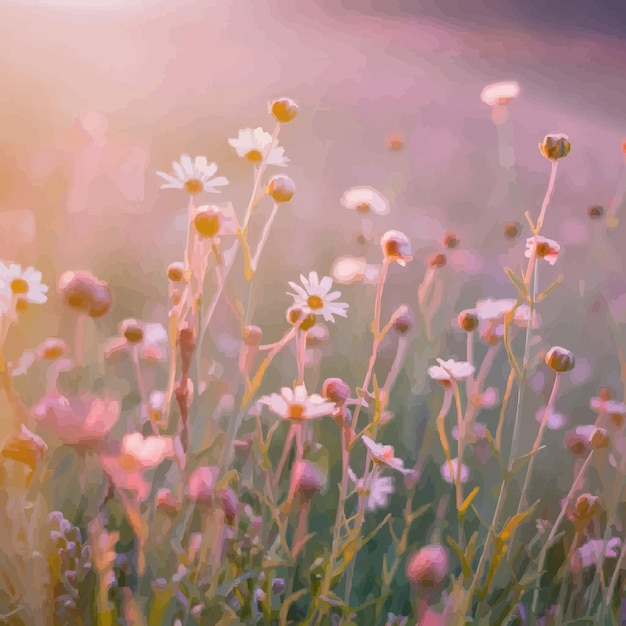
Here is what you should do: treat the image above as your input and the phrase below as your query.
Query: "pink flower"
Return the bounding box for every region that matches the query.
[187,466,220,504]
[362,436,411,474]
[525,236,560,265]
[441,458,470,484]
[121,433,175,468]
[31,393,119,446]
[570,538,620,573]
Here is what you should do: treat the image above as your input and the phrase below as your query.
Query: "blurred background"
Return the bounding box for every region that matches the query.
[2,0,626,523]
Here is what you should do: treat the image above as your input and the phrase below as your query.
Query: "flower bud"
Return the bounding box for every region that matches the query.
[503,221,522,240]
[564,431,592,456]
[590,427,610,449]
[243,325,263,347]
[270,98,299,123]
[292,460,324,500]
[387,134,404,151]
[599,386,614,401]
[38,338,66,360]
[545,346,575,373]
[393,306,413,335]
[287,305,303,326]
[220,487,239,524]
[539,133,571,161]
[178,327,196,376]
[299,313,316,332]
[588,205,604,220]
[272,578,286,594]
[186,466,220,505]
[121,319,144,344]
[322,377,350,406]
[58,270,112,318]
[167,262,185,282]
[89,282,113,318]
[574,493,601,519]
[381,230,412,266]
[194,207,222,238]
[406,544,449,587]
[306,323,329,346]
[443,232,459,249]
[458,310,479,332]
[267,175,295,203]
[156,489,179,516]
[429,253,447,268]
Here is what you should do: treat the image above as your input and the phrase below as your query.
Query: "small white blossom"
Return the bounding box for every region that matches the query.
[362,435,411,474]
[288,272,348,323]
[228,127,288,167]
[258,384,336,421]
[340,186,390,216]
[156,155,228,194]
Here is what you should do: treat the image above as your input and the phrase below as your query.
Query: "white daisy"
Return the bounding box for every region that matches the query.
[428,358,475,383]
[288,272,349,323]
[441,458,470,484]
[525,236,560,266]
[258,384,336,421]
[156,155,229,194]
[480,81,520,106]
[228,127,289,167]
[340,186,390,216]
[347,467,395,512]
[0,263,48,305]
[362,435,411,474]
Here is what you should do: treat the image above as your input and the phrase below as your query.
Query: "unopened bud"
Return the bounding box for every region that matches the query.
[38,338,66,360]
[121,319,144,344]
[194,207,222,238]
[539,133,571,161]
[167,262,185,282]
[267,175,295,203]
[406,545,449,587]
[545,346,575,373]
[243,325,263,347]
[381,230,412,266]
[393,306,413,335]
[588,205,604,220]
[458,310,479,332]
[293,460,324,500]
[429,253,447,269]
[270,98,299,123]
[443,232,459,249]
[503,221,522,240]
[322,378,350,406]
[590,427,610,449]
[574,493,601,519]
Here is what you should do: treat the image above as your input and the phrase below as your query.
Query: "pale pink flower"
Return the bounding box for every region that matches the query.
[347,468,395,511]
[341,186,390,216]
[121,432,175,468]
[187,466,220,504]
[571,538,620,572]
[441,458,470,484]
[525,236,560,265]
[428,358,475,383]
[330,256,380,285]
[480,81,520,106]
[31,393,119,445]
[406,544,449,587]
[258,384,336,421]
[536,406,568,430]
[362,435,411,474]
[156,155,228,194]
[228,127,289,167]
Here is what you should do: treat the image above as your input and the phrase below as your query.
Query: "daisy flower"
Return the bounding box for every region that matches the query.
[228,127,288,167]
[362,435,411,474]
[0,263,48,305]
[428,358,475,383]
[480,80,520,106]
[525,236,560,265]
[348,467,395,512]
[156,155,229,194]
[287,272,349,323]
[340,186,390,216]
[258,384,336,421]
[441,458,470,484]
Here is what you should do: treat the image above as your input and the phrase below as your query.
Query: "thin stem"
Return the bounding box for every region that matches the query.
[273,425,295,489]
[532,450,595,614]
[131,346,157,434]
[381,336,409,401]
[73,313,86,368]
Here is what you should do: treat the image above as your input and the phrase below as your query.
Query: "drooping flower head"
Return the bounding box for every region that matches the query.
[340,186,390,216]
[347,467,394,512]
[428,359,475,385]
[156,155,228,194]
[362,435,411,474]
[288,272,348,323]
[480,81,520,106]
[380,230,412,266]
[525,236,560,265]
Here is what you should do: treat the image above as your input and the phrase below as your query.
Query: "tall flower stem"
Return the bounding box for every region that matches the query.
[531,449,595,615]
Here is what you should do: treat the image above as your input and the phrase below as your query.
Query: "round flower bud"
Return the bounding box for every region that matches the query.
[564,431,592,456]
[443,232,459,249]
[393,306,413,335]
[299,313,317,332]
[429,253,447,269]
[590,427,610,449]
[88,282,112,318]
[322,377,350,406]
[243,325,263,347]
[306,323,329,346]
[406,544,449,587]
[539,133,571,161]
[503,221,522,240]
[387,134,404,151]
[270,98,299,124]
[220,487,239,524]
[167,262,185,282]
[267,175,295,203]
[156,489,179,516]
[194,207,222,238]
[58,270,112,318]
[292,460,324,500]
[599,386,614,401]
[186,466,220,506]
[121,319,144,344]
[545,346,575,373]
[381,230,412,266]
[574,493,600,520]
[38,338,66,360]
[287,306,303,326]
[587,205,604,220]
[458,310,479,332]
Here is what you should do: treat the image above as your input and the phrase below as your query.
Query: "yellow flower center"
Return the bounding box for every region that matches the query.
[356,202,371,214]
[10,278,29,295]
[246,150,263,163]
[288,404,306,420]
[536,242,551,257]
[307,295,324,310]
[184,178,204,194]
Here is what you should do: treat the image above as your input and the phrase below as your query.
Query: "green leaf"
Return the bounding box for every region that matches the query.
[503,267,529,301]
[499,500,539,541]
[484,429,507,476]
[459,486,480,517]
[536,273,564,302]
[503,305,522,380]
[508,445,546,476]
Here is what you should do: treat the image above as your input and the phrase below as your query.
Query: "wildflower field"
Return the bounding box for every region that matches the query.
[2,4,626,625]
